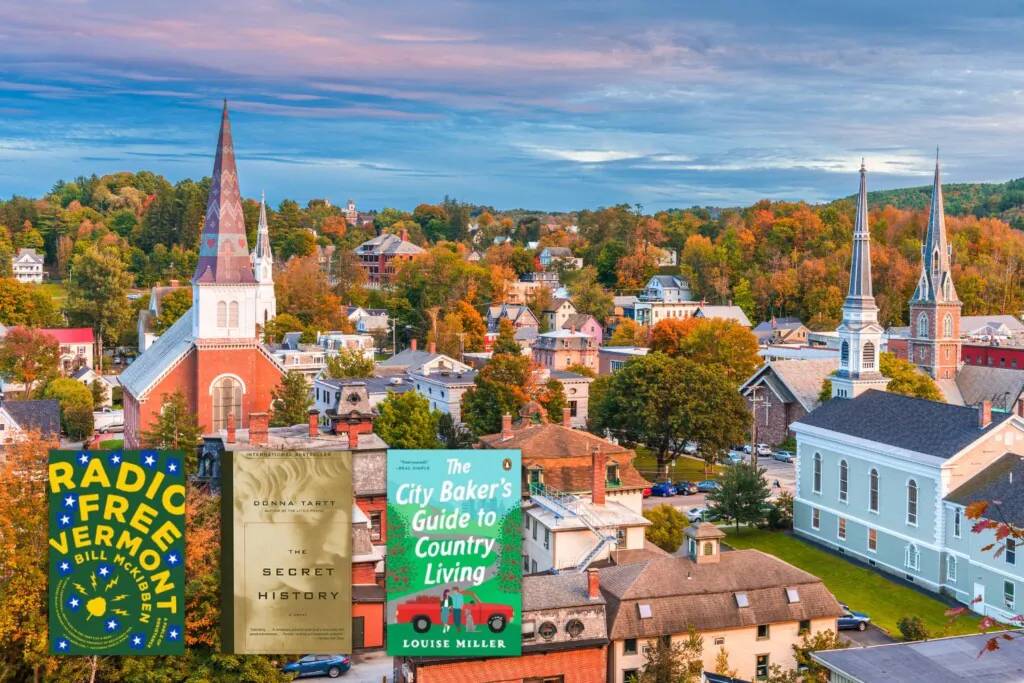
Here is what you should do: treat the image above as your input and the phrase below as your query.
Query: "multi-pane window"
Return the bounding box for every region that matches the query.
[838,460,848,502]
[369,511,382,542]
[943,314,953,338]
[947,556,957,582]
[812,508,820,529]
[756,655,769,680]
[756,624,769,640]
[953,507,961,538]
[868,528,877,552]
[907,479,918,526]
[1007,539,1016,566]
[905,543,920,571]
[228,300,239,328]
[869,469,879,512]
[838,518,847,540]
[1005,581,1015,610]
[813,454,822,494]
[543,528,550,550]
[217,301,228,327]
[212,376,242,431]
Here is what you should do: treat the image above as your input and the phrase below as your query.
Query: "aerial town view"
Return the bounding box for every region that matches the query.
[0,1,1023,682]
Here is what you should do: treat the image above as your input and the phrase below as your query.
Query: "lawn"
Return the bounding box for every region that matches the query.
[633,446,722,483]
[723,527,981,637]
[98,439,124,449]
[35,281,68,303]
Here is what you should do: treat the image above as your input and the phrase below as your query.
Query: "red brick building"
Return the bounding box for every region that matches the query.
[120,103,284,447]
[353,230,425,285]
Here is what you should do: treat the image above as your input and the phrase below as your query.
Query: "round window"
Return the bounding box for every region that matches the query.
[565,619,584,639]
[538,621,557,640]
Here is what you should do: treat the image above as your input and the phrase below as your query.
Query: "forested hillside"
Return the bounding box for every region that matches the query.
[860,177,1024,230]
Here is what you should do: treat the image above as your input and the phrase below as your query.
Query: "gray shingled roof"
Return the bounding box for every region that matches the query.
[523,572,605,611]
[946,453,1024,525]
[811,631,1024,683]
[795,390,1012,459]
[955,365,1024,410]
[2,399,60,436]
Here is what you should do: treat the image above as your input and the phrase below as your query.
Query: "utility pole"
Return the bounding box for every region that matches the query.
[748,385,766,465]
[391,317,397,356]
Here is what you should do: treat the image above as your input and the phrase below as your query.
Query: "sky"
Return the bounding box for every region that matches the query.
[1,0,1023,212]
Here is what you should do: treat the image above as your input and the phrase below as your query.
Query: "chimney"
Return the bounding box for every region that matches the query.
[587,568,600,600]
[591,447,607,506]
[226,412,236,444]
[169,279,179,287]
[501,414,513,441]
[400,229,409,242]
[1016,398,1024,418]
[429,341,436,355]
[411,338,418,352]
[249,412,269,446]
[979,400,992,428]
[348,428,359,449]
[563,406,572,428]
[308,409,320,438]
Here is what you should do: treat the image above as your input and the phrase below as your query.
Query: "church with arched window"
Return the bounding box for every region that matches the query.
[120,103,285,447]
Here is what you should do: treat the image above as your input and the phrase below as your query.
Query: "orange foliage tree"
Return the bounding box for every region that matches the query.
[649,317,762,384]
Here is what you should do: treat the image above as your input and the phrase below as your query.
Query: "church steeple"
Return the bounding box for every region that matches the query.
[908,150,962,380]
[251,191,276,327]
[831,161,889,399]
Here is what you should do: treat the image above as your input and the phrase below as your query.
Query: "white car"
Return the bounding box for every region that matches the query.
[683,441,699,455]
[744,443,772,456]
[686,507,706,523]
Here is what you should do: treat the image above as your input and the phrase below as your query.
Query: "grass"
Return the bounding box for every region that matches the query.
[98,439,124,449]
[633,446,723,483]
[35,282,68,302]
[723,527,982,637]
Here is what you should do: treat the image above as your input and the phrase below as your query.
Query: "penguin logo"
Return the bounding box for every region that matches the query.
[502,458,512,471]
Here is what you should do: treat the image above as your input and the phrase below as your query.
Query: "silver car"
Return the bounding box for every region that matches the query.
[773,450,795,463]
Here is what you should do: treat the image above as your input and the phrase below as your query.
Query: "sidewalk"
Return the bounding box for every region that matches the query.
[349,650,393,683]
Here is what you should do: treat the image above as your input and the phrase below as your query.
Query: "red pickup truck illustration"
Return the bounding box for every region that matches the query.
[395,595,514,634]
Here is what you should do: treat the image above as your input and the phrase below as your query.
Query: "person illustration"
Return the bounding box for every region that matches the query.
[440,589,452,633]
[450,587,463,632]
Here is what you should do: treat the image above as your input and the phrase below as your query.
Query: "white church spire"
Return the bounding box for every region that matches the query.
[252,190,276,328]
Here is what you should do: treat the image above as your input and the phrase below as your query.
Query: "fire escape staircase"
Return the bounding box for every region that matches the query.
[528,483,618,574]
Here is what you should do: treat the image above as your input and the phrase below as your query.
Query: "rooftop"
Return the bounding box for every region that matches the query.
[529,497,650,532]
[218,424,389,451]
[523,571,606,611]
[946,453,1024,525]
[599,346,649,356]
[0,399,60,436]
[741,358,839,412]
[811,630,1024,683]
[795,390,1013,459]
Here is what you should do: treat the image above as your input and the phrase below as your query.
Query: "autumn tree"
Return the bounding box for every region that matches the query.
[608,318,647,347]
[41,378,93,437]
[141,391,205,472]
[637,625,704,683]
[819,352,943,403]
[263,313,306,343]
[270,371,311,427]
[491,318,522,357]
[0,279,62,327]
[649,317,762,384]
[0,328,60,398]
[374,389,440,449]
[151,287,193,333]
[714,647,739,678]
[66,245,134,362]
[323,348,375,379]
[568,266,614,322]
[274,254,348,329]
[643,504,689,553]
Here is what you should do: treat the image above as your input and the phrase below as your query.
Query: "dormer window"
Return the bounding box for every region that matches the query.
[606,464,620,485]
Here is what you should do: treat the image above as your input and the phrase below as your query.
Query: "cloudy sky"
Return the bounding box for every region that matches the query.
[1,0,1023,211]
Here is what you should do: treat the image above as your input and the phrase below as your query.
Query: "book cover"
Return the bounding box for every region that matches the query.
[221,449,353,654]
[48,449,186,655]
[386,449,522,657]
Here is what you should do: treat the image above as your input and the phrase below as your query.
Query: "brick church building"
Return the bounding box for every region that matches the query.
[121,103,283,447]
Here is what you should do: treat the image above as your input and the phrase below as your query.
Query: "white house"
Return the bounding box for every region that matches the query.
[11,248,44,283]
[345,306,390,334]
[411,369,478,423]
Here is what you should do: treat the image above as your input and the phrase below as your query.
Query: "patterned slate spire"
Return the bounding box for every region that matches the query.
[192,102,256,284]
[913,149,958,304]
[846,158,875,306]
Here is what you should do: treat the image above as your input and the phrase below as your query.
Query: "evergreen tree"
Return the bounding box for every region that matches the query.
[270,371,311,427]
[706,462,772,534]
[141,391,205,472]
[66,245,134,363]
[491,318,521,356]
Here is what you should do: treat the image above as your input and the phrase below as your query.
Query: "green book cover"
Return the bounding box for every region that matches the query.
[386,449,522,657]
[48,449,186,655]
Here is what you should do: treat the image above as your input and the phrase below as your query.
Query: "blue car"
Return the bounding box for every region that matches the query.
[838,604,871,631]
[650,481,678,497]
[281,654,351,678]
[696,480,721,493]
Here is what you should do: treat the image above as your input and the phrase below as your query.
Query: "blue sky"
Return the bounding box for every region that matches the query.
[1,0,1023,211]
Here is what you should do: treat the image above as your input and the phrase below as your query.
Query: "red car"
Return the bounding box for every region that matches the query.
[642,487,652,498]
[395,594,514,634]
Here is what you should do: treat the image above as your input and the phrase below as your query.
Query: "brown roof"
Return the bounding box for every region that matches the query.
[591,539,672,569]
[480,422,650,493]
[601,551,843,639]
[685,522,726,540]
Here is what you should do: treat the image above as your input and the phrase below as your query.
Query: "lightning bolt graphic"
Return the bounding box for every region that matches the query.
[111,609,130,617]
[73,582,89,595]
[105,576,120,592]
[111,594,129,602]
[90,574,98,592]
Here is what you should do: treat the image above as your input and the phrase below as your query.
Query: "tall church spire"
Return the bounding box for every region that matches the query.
[252,191,273,273]
[251,190,277,326]
[831,161,889,399]
[192,102,256,285]
[912,149,958,305]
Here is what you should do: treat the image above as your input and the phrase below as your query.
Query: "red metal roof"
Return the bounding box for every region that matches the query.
[40,328,94,344]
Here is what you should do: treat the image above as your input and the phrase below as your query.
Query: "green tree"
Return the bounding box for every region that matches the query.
[643,504,689,553]
[897,616,930,642]
[733,277,756,323]
[819,351,943,403]
[66,245,134,362]
[491,318,521,356]
[569,266,614,322]
[0,278,62,327]
[0,327,60,398]
[461,353,533,436]
[791,629,850,682]
[706,462,771,534]
[90,378,108,407]
[141,391,205,472]
[151,288,193,333]
[323,348,375,379]
[564,362,597,378]
[437,412,475,448]
[41,377,93,437]
[270,371,311,427]
[637,625,704,683]
[590,354,749,478]
[263,313,306,343]
[714,646,739,678]
[374,389,440,449]
[608,318,647,347]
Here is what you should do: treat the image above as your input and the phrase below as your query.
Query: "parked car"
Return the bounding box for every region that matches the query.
[394,593,513,634]
[674,481,698,495]
[650,481,678,497]
[773,450,795,463]
[696,480,721,493]
[683,441,699,454]
[744,443,772,456]
[281,654,351,678]
[838,604,871,631]
[723,452,745,466]
[642,487,652,498]
[685,506,706,522]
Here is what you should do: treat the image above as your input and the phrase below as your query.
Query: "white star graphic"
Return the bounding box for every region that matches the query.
[169,629,179,639]
[167,554,178,565]
[111,455,121,464]
[144,455,155,466]
[58,640,68,650]
[98,566,109,577]
[78,454,89,465]
[133,636,142,645]
[168,463,177,472]
[69,598,79,608]
[60,562,69,571]
[107,620,117,630]
[60,515,70,525]
[64,495,75,507]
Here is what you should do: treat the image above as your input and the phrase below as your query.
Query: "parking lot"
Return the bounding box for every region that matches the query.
[640,454,796,512]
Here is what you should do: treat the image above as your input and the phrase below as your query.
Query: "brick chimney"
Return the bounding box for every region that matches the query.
[348,428,359,449]
[587,568,600,599]
[563,406,572,428]
[979,400,992,428]
[308,409,320,438]
[169,279,179,287]
[501,414,513,441]
[226,412,236,444]
[411,338,418,352]
[1016,398,1024,418]
[249,412,269,446]
[400,229,409,242]
[591,447,607,506]
[429,341,436,355]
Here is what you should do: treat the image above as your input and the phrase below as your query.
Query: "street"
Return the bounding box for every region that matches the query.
[641,456,796,511]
